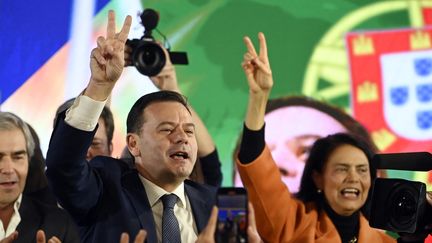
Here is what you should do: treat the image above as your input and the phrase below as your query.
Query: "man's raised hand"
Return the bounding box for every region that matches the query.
[86,10,132,101]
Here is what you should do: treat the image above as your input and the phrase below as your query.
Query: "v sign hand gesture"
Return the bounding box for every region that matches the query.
[85,10,132,101]
[242,33,273,130]
[242,32,273,95]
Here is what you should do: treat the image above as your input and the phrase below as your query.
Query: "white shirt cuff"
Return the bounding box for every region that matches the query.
[64,95,106,131]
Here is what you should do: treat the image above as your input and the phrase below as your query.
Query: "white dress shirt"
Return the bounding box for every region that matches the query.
[0,194,22,239]
[139,176,198,243]
[65,95,106,131]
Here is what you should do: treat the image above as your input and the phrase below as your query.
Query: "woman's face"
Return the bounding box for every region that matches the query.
[234,106,347,192]
[313,144,371,216]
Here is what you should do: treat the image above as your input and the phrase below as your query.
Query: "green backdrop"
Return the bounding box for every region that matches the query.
[137,0,419,185]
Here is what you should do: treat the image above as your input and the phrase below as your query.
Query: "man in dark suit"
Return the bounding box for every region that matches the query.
[45,10,216,243]
[0,112,79,243]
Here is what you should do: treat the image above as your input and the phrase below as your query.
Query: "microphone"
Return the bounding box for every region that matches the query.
[140,9,159,34]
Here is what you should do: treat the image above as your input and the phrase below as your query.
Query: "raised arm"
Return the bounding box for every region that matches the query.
[242,32,273,131]
[236,33,274,164]
[46,11,132,217]
[237,33,297,242]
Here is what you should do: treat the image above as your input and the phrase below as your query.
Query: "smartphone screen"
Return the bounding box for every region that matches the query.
[215,187,248,243]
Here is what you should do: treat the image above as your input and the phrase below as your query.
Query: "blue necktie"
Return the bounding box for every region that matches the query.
[161,194,181,243]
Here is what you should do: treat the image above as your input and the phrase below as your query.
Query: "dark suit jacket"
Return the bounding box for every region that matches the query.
[14,195,80,243]
[46,119,217,243]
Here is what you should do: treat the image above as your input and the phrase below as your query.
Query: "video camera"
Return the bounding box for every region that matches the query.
[369,152,432,233]
[126,9,188,76]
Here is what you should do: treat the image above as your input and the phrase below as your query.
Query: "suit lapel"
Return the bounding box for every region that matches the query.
[15,196,39,243]
[122,171,158,243]
[185,183,213,232]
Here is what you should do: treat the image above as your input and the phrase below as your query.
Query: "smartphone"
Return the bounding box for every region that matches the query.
[215,187,248,243]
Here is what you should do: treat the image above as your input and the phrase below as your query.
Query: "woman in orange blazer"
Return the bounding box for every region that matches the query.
[236,32,396,243]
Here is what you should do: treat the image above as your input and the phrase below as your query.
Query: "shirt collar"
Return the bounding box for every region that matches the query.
[14,194,22,211]
[138,175,186,208]
[0,193,22,238]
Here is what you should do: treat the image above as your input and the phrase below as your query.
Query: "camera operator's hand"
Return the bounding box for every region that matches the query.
[85,10,132,101]
[427,191,432,205]
[148,46,180,93]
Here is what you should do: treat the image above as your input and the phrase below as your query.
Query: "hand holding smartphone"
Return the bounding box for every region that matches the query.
[215,187,248,243]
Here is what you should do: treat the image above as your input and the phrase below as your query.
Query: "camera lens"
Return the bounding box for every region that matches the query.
[132,41,166,76]
[391,191,416,221]
[388,185,418,229]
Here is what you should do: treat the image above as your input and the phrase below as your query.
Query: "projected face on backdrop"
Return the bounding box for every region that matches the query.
[234,97,352,193]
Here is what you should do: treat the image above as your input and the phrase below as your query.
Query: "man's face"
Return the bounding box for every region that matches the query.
[129,101,197,188]
[86,118,112,160]
[234,106,347,192]
[0,128,28,208]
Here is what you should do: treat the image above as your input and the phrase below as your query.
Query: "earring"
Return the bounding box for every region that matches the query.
[317,189,322,194]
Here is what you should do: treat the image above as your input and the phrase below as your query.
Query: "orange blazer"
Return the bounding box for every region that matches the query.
[237,146,396,243]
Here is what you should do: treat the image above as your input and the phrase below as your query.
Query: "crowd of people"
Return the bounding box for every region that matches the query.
[1,10,431,243]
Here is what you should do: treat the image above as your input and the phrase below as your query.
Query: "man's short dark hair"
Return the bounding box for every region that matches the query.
[54,98,115,145]
[127,91,190,133]
[100,107,114,145]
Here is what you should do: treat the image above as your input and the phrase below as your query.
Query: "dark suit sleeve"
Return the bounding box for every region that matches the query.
[61,211,81,243]
[45,116,103,221]
[199,149,223,187]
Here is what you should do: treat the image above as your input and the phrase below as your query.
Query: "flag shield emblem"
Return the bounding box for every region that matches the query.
[347,27,432,153]
[381,51,432,140]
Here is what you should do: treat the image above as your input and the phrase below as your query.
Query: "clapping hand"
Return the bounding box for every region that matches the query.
[0,230,61,243]
[119,230,147,243]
